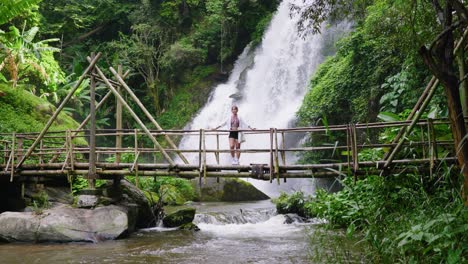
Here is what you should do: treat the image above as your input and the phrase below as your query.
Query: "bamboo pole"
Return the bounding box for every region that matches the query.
[88,54,97,189]
[87,61,175,165]
[116,65,123,164]
[202,129,207,184]
[39,140,43,165]
[109,66,189,164]
[134,129,139,189]
[281,131,286,183]
[383,81,439,168]
[269,128,274,183]
[384,29,468,167]
[61,130,70,172]
[274,128,280,184]
[16,53,102,168]
[198,129,202,186]
[216,133,220,183]
[10,133,15,182]
[48,90,113,164]
[69,130,75,171]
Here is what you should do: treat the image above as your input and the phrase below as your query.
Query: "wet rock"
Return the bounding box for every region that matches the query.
[163,208,196,228]
[179,222,200,231]
[221,179,270,202]
[76,195,99,208]
[194,178,270,202]
[0,206,128,243]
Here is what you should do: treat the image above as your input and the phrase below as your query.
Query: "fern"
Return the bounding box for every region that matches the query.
[0,0,42,25]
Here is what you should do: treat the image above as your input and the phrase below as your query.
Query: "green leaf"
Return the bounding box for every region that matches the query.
[377,111,400,122]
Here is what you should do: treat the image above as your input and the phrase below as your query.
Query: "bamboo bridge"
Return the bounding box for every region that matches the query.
[0,53,465,185]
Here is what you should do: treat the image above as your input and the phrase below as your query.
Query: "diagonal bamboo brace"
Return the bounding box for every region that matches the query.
[16,53,102,169]
[86,58,175,166]
[109,66,189,164]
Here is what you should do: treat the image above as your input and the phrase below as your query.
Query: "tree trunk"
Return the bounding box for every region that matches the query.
[457,48,468,118]
[421,0,468,205]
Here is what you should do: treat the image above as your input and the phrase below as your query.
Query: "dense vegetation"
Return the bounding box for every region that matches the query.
[277,0,468,262]
[1,0,467,262]
[1,0,278,132]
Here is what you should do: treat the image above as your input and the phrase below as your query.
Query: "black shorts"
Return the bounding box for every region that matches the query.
[228,131,239,140]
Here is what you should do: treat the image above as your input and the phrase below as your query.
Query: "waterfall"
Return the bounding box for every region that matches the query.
[178,0,350,196]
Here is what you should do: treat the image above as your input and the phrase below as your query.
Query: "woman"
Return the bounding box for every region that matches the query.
[213,105,255,165]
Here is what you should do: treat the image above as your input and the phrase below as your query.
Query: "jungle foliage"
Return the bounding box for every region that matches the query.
[297,0,446,126]
[1,0,278,134]
[276,171,467,263]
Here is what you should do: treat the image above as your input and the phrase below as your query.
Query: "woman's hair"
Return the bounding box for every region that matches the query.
[231,105,238,110]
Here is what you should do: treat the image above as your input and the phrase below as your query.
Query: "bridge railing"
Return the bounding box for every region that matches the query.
[0,118,463,181]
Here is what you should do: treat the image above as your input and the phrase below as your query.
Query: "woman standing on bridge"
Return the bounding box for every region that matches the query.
[213,105,255,165]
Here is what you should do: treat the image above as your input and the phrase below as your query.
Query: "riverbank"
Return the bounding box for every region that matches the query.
[275,175,468,263]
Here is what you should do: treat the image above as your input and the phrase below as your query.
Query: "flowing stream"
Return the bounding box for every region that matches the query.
[0,201,324,263]
[0,1,352,263]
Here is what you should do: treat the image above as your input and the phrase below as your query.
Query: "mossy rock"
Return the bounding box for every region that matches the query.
[162,208,196,228]
[179,222,200,231]
[221,178,270,202]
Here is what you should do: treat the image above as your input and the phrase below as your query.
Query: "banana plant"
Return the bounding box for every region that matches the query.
[0,23,62,88]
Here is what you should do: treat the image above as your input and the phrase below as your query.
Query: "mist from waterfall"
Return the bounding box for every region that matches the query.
[178,0,350,196]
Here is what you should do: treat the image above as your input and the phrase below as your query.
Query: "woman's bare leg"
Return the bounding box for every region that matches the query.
[229,138,236,159]
[235,141,241,160]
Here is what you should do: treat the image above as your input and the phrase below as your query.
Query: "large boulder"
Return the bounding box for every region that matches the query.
[222,179,270,201]
[117,180,154,228]
[0,205,128,243]
[194,178,270,202]
[162,208,196,228]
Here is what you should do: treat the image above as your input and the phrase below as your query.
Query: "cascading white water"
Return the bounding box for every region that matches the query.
[179,0,349,196]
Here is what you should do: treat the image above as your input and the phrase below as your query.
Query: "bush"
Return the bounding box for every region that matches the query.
[273,191,310,217]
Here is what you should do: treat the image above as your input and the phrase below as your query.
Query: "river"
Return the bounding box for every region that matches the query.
[0,199,326,264]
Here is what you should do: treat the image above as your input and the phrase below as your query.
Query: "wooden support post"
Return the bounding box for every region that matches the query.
[346,125,351,174]
[17,53,102,168]
[420,125,426,159]
[88,62,175,165]
[351,124,358,181]
[69,130,75,171]
[88,55,97,189]
[216,133,220,183]
[3,141,7,165]
[198,129,203,186]
[116,65,123,164]
[62,130,70,172]
[134,129,139,189]
[109,66,189,164]
[429,118,438,164]
[16,136,23,162]
[10,132,15,182]
[427,120,434,178]
[39,140,43,165]
[274,128,280,185]
[202,129,207,184]
[281,131,286,183]
[269,128,274,183]
[215,134,220,164]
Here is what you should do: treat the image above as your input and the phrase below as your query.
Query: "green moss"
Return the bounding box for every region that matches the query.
[221,178,270,202]
[0,84,85,144]
[158,65,217,129]
[162,207,196,228]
